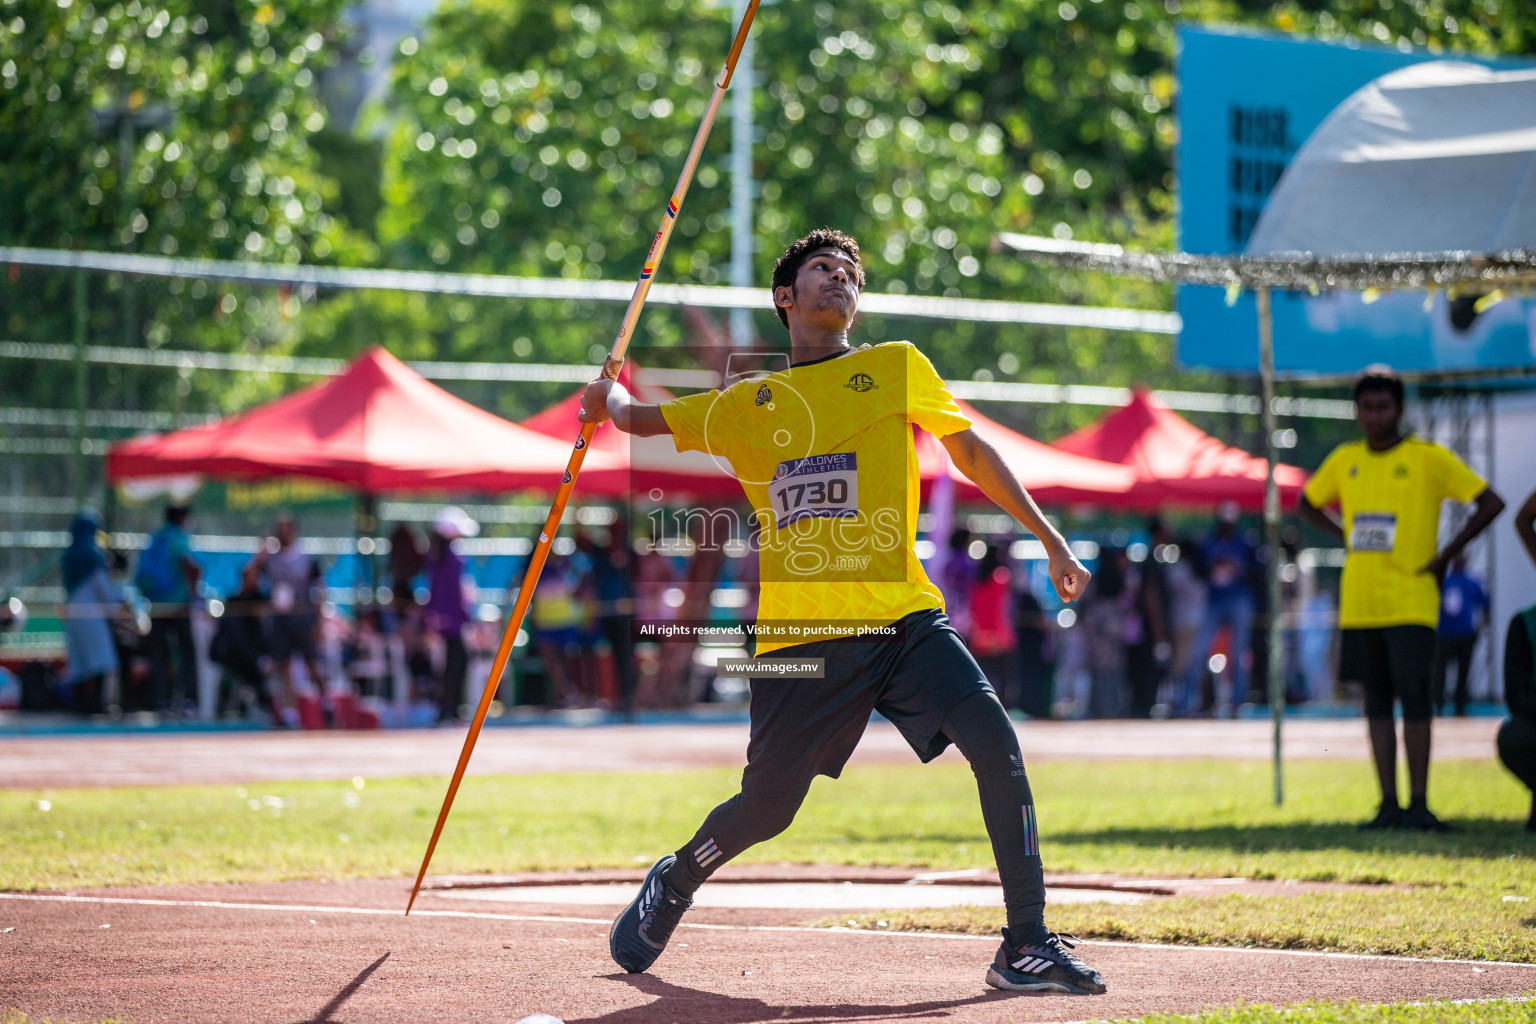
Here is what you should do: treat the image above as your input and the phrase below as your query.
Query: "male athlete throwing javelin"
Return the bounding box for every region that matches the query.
[579,229,1105,995]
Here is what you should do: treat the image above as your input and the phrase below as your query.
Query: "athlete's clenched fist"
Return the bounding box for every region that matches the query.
[1047,545,1091,603]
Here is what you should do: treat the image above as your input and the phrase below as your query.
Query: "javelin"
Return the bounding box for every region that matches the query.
[405,0,764,915]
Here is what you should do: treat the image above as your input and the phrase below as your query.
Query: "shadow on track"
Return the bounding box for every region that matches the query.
[294,951,390,1023]
[568,972,1075,1024]
[1050,818,1532,860]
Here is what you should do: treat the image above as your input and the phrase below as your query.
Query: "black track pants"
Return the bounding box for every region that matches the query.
[938,689,1047,933]
[1498,716,1536,795]
[666,688,1046,936]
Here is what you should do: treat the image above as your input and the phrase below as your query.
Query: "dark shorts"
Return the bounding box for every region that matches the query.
[269,613,319,663]
[746,608,993,783]
[1340,625,1436,721]
[1497,715,1536,793]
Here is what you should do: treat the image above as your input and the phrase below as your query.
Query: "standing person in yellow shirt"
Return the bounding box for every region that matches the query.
[580,229,1105,996]
[1299,368,1504,831]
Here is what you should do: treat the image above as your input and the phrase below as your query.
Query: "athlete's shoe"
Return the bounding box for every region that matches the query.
[609,854,692,973]
[1400,804,1459,833]
[985,927,1106,995]
[1358,801,1403,830]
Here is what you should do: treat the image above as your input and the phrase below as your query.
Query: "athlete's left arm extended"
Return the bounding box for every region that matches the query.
[1426,486,1505,581]
[942,427,1090,602]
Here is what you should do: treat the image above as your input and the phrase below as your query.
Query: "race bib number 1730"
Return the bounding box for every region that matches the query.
[772,452,859,528]
[1350,512,1397,553]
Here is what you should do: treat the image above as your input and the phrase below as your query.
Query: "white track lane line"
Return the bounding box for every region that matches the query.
[4,892,1536,971]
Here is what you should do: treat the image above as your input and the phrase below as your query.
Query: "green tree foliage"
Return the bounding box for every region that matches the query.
[1271,0,1534,55]
[6,0,1533,439]
[354,0,1532,434]
[0,0,368,425]
[315,0,1171,424]
[299,0,740,391]
[0,0,367,263]
[0,0,386,517]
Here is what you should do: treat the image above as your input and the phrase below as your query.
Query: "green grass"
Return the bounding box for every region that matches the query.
[2,759,1532,962]
[812,760,1536,962]
[828,884,1536,962]
[1102,999,1536,1024]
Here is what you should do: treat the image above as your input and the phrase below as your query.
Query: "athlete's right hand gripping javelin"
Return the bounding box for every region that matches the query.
[579,378,621,425]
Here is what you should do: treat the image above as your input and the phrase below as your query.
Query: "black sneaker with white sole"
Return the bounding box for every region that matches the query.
[609,854,693,973]
[985,927,1106,994]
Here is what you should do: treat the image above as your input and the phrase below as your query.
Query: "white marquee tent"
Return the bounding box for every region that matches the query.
[1247,60,1536,256]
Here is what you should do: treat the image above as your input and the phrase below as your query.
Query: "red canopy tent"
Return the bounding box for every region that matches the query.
[107,346,627,493]
[1051,387,1309,510]
[525,377,1136,506]
[913,400,1137,505]
[519,362,742,500]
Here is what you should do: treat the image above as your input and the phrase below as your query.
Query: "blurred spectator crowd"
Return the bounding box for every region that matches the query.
[31,503,697,726]
[936,506,1487,722]
[12,499,1499,727]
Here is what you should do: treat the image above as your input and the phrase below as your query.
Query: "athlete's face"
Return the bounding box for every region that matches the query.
[778,247,861,328]
[1355,389,1402,446]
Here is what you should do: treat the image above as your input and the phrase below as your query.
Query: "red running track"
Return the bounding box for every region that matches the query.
[1,879,1532,1024]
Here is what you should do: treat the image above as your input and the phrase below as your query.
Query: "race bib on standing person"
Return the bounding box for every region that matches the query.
[771,452,858,529]
[1349,512,1397,553]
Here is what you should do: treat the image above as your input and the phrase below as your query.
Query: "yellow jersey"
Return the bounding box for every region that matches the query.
[659,342,972,653]
[1303,437,1486,629]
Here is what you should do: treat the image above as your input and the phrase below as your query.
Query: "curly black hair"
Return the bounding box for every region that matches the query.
[770,229,866,328]
[1354,364,1404,408]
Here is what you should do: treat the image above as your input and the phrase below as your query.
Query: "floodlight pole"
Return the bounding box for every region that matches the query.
[728,0,755,346]
[73,270,88,507]
[1257,287,1284,806]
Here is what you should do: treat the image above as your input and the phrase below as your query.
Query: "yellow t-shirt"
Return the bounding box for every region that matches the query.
[1303,437,1486,629]
[660,342,972,653]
